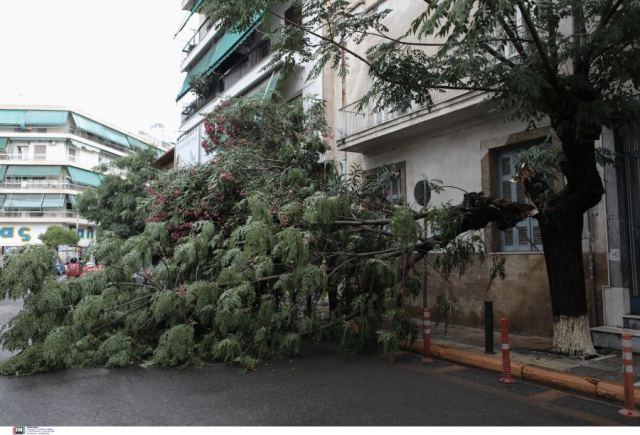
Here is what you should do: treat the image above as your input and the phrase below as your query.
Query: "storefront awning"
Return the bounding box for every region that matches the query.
[177,14,264,101]
[5,166,62,178]
[67,166,102,187]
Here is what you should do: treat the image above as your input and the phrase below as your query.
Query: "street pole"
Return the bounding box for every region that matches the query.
[484,300,495,354]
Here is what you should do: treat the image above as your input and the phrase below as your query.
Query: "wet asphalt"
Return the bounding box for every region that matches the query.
[0,299,638,426]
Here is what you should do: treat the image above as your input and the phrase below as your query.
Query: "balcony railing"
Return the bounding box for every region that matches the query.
[0,153,77,163]
[337,91,462,140]
[181,39,272,123]
[69,128,131,154]
[0,210,84,220]
[0,181,87,191]
[182,17,215,59]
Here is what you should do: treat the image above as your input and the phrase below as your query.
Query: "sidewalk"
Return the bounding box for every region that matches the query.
[430,323,630,384]
[411,323,640,405]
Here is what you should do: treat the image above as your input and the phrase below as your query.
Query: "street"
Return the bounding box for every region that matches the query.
[0,341,637,426]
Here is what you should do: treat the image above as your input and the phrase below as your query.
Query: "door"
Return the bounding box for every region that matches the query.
[620,131,640,314]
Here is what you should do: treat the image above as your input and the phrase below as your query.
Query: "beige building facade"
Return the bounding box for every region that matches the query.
[321,0,635,346]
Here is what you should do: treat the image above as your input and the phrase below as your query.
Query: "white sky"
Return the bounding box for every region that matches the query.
[0,0,192,142]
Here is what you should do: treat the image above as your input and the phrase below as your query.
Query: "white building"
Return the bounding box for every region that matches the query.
[174,0,320,167]
[0,106,159,254]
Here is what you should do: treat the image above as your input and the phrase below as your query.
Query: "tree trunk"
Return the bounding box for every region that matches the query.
[538,210,596,358]
[530,125,603,358]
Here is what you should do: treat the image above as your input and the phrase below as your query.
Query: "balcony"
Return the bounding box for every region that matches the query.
[0,180,88,192]
[182,17,215,60]
[0,210,88,223]
[181,39,272,124]
[336,90,488,153]
[69,128,131,154]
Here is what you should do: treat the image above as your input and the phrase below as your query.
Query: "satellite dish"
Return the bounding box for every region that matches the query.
[414,179,431,207]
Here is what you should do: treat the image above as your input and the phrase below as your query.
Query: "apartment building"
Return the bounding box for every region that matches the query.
[174,0,320,167]
[0,106,159,255]
[323,0,640,348]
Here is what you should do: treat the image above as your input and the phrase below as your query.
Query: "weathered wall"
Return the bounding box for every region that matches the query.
[322,0,612,336]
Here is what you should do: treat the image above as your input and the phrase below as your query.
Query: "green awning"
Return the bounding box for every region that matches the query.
[69,195,78,208]
[24,111,68,126]
[0,194,5,208]
[4,194,45,209]
[71,114,130,148]
[0,165,6,181]
[177,14,264,101]
[175,0,206,36]
[5,166,62,177]
[127,136,149,150]
[0,110,26,126]
[246,70,282,100]
[67,166,102,187]
[41,194,65,209]
[0,137,7,150]
[0,110,68,126]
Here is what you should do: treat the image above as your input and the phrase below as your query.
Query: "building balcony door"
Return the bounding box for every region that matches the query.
[620,131,640,314]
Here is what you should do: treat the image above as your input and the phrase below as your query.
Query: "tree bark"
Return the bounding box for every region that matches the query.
[537,210,596,357]
[527,127,604,358]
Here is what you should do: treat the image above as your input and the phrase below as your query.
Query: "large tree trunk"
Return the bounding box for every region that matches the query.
[538,210,596,358]
[527,122,604,358]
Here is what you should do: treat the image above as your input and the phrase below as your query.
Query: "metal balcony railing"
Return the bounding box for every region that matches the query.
[181,39,272,123]
[69,128,131,154]
[336,91,460,140]
[0,153,75,163]
[0,181,88,191]
[0,210,84,220]
[182,17,215,59]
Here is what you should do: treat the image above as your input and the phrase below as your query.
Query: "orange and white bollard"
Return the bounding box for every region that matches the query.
[618,332,640,417]
[422,306,434,363]
[499,318,516,384]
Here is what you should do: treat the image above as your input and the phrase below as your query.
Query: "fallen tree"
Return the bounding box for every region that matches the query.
[0,98,534,375]
[203,0,640,357]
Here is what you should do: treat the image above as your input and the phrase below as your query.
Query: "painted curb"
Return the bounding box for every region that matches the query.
[409,340,640,405]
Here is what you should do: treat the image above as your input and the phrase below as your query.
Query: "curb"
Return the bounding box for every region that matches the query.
[409,340,640,406]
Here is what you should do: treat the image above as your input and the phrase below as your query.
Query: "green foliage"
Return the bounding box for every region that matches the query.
[391,207,418,251]
[149,324,195,367]
[0,98,479,375]
[38,226,80,249]
[77,148,158,238]
[99,332,134,368]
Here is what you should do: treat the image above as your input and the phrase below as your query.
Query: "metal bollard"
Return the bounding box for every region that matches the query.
[422,306,434,363]
[618,332,640,417]
[484,301,495,354]
[499,318,516,384]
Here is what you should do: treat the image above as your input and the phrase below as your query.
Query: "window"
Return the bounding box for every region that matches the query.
[34,144,46,160]
[365,162,406,205]
[497,148,542,252]
[68,146,76,162]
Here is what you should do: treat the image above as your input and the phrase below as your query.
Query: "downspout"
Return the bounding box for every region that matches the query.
[587,209,598,325]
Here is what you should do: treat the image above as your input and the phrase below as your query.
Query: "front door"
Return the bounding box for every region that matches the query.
[620,131,640,314]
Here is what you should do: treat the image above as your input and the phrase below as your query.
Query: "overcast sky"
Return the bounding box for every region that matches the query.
[0,0,192,142]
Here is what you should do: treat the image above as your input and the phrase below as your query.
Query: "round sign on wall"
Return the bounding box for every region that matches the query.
[414,179,432,207]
